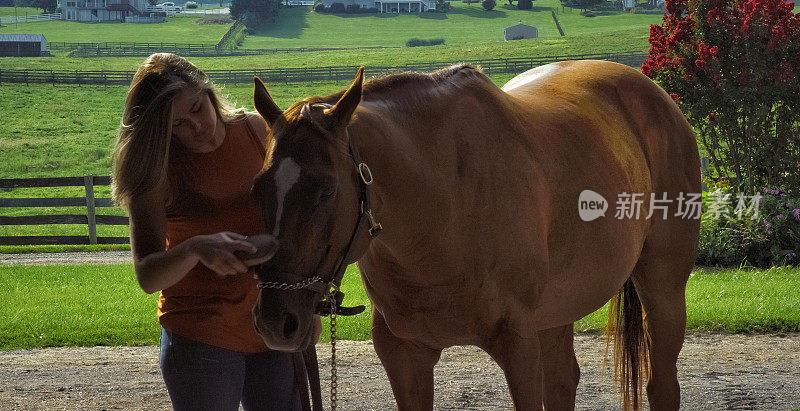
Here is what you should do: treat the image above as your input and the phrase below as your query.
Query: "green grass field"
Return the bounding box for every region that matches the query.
[243,2,660,48]
[1,264,797,350]
[1,1,658,50]
[0,15,231,43]
[246,3,560,48]
[0,263,370,349]
[0,28,650,72]
[0,6,41,17]
[0,1,655,73]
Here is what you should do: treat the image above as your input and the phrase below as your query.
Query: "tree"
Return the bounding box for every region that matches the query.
[230,0,281,28]
[32,0,56,11]
[329,1,344,12]
[642,0,800,195]
[482,0,496,9]
[518,0,532,8]
[435,0,451,11]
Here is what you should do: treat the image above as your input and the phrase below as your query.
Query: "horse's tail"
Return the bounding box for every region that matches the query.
[604,278,651,411]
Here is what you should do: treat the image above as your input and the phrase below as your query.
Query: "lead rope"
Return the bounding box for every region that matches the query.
[328,286,339,411]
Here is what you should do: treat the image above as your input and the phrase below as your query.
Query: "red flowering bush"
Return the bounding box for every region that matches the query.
[642,0,800,195]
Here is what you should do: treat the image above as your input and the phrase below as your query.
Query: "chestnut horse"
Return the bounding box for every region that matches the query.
[249,61,700,410]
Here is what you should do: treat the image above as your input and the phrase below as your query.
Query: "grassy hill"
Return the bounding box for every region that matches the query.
[0,14,231,43]
[244,2,660,48]
[0,6,41,17]
[245,3,559,47]
[0,1,657,181]
[0,30,650,71]
[0,1,657,73]
[0,2,657,186]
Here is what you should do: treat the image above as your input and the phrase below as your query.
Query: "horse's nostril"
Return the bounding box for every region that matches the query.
[283,313,299,338]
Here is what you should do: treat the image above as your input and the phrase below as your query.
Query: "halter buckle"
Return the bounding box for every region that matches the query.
[358,163,374,185]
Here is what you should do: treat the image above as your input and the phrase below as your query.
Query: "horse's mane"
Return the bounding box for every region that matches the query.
[283,64,497,121]
[360,63,494,103]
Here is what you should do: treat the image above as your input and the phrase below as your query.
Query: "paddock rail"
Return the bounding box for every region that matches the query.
[0,176,129,246]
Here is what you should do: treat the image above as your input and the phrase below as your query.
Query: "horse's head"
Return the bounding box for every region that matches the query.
[250,69,371,351]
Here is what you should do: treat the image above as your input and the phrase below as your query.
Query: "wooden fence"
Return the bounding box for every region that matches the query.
[50,41,396,57]
[67,45,397,57]
[49,41,223,52]
[0,176,129,246]
[0,51,648,85]
[0,13,62,24]
[182,8,231,14]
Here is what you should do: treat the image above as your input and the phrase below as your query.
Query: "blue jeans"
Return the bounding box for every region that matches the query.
[159,328,301,411]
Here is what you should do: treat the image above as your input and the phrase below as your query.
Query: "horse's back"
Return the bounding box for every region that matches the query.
[502,59,699,195]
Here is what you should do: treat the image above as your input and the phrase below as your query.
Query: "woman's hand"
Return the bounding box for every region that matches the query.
[185,232,258,276]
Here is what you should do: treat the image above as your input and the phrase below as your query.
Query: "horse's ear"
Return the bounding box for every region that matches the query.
[324,67,364,130]
[253,77,282,126]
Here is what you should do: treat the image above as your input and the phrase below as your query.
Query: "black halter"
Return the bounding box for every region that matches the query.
[257,125,381,317]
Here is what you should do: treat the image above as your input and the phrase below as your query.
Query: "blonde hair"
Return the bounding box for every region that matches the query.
[112,53,244,207]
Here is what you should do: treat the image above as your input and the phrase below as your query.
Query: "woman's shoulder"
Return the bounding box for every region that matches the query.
[238,112,269,146]
[244,111,266,125]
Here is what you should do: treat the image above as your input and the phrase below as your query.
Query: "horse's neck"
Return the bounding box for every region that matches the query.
[350,104,470,258]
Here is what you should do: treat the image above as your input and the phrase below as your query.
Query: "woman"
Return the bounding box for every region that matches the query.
[112,53,320,410]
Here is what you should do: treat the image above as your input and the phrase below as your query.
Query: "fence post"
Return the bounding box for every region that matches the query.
[84,175,98,245]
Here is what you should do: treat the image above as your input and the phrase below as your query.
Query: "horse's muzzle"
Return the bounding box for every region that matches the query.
[252,289,315,352]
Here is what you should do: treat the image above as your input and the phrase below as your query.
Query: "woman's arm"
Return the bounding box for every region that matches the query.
[128,186,257,294]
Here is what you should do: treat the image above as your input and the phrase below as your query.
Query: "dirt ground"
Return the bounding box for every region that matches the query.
[1,333,798,410]
[2,253,799,410]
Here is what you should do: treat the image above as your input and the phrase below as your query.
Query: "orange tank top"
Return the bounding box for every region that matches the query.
[159,116,270,353]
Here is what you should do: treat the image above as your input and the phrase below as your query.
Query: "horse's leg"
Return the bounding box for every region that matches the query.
[484,327,543,410]
[371,309,442,410]
[538,324,579,410]
[631,224,696,411]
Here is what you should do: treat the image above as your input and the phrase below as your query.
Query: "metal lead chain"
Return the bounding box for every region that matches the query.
[329,288,339,411]
[257,276,322,291]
